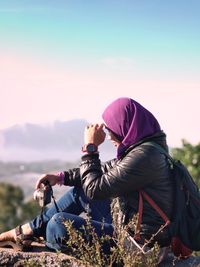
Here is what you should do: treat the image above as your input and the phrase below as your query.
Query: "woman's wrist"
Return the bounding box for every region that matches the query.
[82,143,98,154]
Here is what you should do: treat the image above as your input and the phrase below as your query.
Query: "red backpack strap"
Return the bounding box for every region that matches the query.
[134,191,143,241]
[135,190,170,241]
[141,190,171,225]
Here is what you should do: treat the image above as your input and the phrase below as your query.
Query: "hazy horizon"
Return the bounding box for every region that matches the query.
[0,0,200,148]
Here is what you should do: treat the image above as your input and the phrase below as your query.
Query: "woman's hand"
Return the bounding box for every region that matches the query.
[35,174,59,190]
[84,123,106,146]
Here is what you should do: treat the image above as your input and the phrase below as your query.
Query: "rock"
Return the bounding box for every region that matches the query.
[1,243,200,267]
[158,253,200,267]
[0,243,87,267]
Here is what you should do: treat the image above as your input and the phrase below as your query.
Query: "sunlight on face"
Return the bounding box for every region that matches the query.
[104,126,121,147]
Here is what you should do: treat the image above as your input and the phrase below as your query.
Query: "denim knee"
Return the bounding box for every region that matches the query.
[45,212,69,251]
[45,212,87,251]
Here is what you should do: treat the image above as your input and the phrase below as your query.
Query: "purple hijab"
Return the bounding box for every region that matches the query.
[102,97,161,159]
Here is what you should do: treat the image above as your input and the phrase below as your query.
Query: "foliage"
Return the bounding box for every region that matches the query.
[0,183,40,232]
[21,200,40,223]
[64,216,160,267]
[0,183,23,231]
[171,139,200,187]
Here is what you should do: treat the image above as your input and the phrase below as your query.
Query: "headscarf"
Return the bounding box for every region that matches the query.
[102,97,161,159]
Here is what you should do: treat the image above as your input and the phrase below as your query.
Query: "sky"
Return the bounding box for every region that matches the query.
[0,0,200,148]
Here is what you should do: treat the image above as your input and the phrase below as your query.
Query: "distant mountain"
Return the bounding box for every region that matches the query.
[0,120,115,162]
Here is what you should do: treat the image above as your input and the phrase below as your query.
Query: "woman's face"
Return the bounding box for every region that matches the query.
[106,129,121,147]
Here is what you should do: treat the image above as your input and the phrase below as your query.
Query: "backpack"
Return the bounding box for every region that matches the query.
[137,142,200,258]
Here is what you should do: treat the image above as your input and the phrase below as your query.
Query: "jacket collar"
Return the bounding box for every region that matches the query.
[121,130,168,158]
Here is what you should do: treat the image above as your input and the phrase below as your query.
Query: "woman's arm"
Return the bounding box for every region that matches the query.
[80,147,163,200]
[35,167,82,190]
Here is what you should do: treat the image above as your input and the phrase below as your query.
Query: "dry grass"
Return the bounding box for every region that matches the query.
[64,215,160,267]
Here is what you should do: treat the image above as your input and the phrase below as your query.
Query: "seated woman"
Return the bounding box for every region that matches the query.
[0,97,173,255]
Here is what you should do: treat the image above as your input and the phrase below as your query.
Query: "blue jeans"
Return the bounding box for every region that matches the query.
[29,187,113,251]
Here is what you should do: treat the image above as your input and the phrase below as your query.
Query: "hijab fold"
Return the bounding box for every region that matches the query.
[102,97,161,159]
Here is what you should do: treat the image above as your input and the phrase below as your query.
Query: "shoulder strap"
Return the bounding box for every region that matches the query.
[135,141,172,241]
[141,190,170,224]
[135,190,170,241]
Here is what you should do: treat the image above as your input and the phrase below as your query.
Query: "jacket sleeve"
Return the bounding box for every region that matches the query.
[80,147,165,200]
[62,158,117,187]
[63,168,82,187]
[101,158,117,172]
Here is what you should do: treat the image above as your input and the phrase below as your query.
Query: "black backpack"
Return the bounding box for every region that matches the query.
[139,142,200,257]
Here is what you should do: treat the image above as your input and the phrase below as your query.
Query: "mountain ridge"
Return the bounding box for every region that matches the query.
[0,119,115,162]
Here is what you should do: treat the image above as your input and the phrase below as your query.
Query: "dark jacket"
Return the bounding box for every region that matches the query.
[63,131,174,246]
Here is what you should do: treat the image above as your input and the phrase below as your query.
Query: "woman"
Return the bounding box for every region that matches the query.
[0,97,173,253]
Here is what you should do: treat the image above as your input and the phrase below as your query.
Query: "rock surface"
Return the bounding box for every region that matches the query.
[158,254,200,267]
[1,244,200,267]
[0,243,86,267]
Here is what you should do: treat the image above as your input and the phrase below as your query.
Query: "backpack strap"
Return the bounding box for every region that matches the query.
[141,190,170,225]
[135,190,170,241]
[135,141,171,241]
[134,191,144,240]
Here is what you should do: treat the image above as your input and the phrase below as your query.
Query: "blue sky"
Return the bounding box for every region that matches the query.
[0,0,200,147]
[1,1,199,64]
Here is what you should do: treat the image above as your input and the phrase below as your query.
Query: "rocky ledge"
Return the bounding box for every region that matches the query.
[1,243,200,267]
[0,243,86,267]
